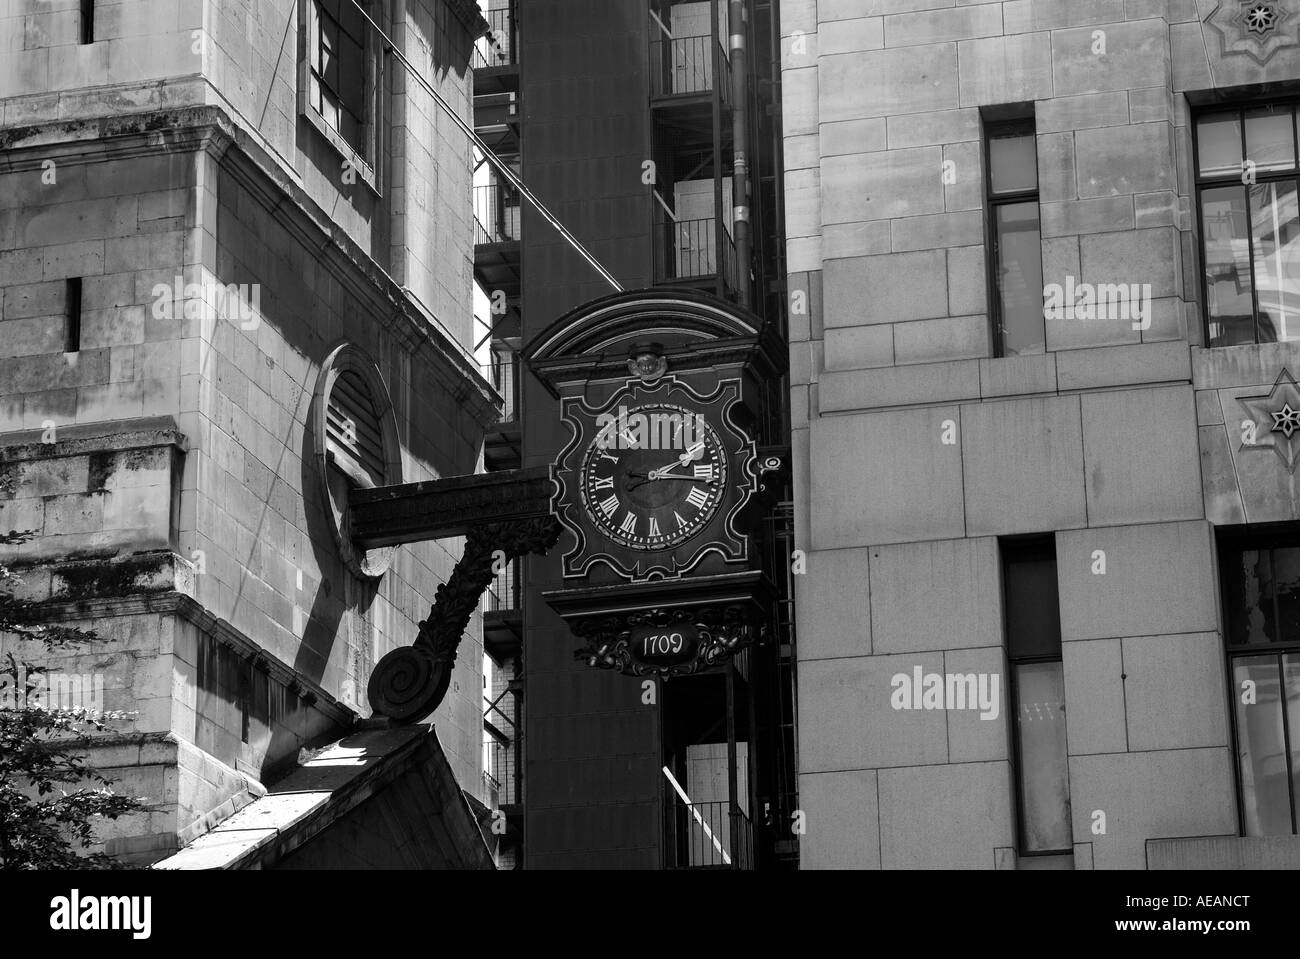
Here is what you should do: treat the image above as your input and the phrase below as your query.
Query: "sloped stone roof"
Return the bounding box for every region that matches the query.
[153,723,494,870]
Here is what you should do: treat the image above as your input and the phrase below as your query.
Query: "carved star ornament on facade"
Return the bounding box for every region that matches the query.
[1237,368,1300,472]
[1207,0,1300,65]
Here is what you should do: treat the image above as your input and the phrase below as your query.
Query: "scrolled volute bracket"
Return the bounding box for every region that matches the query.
[368,517,561,723]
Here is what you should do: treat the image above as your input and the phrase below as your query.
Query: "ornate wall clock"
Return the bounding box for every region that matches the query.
[526,290,788,679]
[553,369,763,582]
[580,399,726,549]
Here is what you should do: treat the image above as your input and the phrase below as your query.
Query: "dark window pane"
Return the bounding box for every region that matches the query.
[310,0,369,155]
[1015,662,1071,852]
[989,132,1037,195]
[1225,548,1277,646]
[1274,547,1300,642]
[341,111,363,153]
[1198,111,1243,178]
[1249,180,1300,344]
[309,3,321,72]
[1201,185,1256,347]
[1245,104,1296,174]
[320,86,340,132]
[320,16,339,89]
[1004,543,1060,659]
[340,0,366,43]
[339,35,365,99]
[1233,655,1293,836]
[994,201,1045,357]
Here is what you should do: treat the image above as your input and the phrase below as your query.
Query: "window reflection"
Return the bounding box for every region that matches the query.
[1198,112,1243,177]
[990,133,1039,194]
[1004,539,1071,856]
[1226,549,1275,646]
[1015,662,1071,852]
[1223,542,1300,837]
[986,119,1043,357]
[1202,186,1255,346]
[1233,656,1292,836]
[1198,102,1300,347]
[995,202,1045,356]
[1246,105,1296,173]
[1250,180,1300,344]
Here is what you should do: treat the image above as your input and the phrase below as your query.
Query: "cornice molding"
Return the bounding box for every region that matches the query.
[0,415,187,461]
[18,587,356,729]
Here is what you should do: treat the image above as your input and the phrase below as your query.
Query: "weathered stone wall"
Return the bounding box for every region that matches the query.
[0,0,492,862]
[0,0,477,349]
[784,0,1300,869]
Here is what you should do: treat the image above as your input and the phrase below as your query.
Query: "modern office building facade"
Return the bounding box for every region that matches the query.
[785,0,1300,868]
[0,0,497,866]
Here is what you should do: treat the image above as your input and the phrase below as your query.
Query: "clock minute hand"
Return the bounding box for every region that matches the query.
[648,465,711,482]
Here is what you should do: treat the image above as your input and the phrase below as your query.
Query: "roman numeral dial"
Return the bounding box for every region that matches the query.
[578,402,728,552]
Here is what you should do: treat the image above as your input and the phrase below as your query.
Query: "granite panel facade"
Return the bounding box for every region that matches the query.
[784,0,1300,868]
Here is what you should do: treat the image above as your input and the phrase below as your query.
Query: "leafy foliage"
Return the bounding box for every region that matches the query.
[0,528,143,869]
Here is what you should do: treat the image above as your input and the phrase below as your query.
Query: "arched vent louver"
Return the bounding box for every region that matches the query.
[326,369,387,489]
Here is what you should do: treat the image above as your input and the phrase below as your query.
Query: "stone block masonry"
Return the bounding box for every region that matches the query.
[783,1,1300,869]
[0,0,497,864]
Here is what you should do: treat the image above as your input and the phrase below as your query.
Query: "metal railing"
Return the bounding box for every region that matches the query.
[483,558,520,614]
[483,692,519,806]
[483,353,518,423]
[650,34,729,97]
[472,5,517,70]
[482,767,501,810]
[474,182,522,245]
[654,214,737,290]
[671,800,754,869]
[484,739,516,806]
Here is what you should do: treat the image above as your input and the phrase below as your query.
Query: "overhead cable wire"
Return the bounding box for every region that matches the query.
[348,1,624,292]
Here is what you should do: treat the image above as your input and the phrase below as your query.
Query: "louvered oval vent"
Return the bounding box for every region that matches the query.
[326,369,386,488]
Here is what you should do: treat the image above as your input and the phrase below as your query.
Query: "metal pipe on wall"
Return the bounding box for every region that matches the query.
[730,0,751,309]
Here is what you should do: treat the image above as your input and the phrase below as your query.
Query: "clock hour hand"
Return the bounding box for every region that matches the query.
[624,468,659,491]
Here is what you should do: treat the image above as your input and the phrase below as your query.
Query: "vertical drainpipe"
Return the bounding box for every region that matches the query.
[730,0,751,309]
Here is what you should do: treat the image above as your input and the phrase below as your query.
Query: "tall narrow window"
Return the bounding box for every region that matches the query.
[1195,100,1300,347]
[65,278,82,354]
[1003,537,1072,856]
[1220,537,1300,836]
[307,0,370,155]
[985,115,1044,357]
[80,0,94,44]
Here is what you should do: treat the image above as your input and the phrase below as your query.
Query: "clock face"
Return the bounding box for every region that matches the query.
[578,402,728,551]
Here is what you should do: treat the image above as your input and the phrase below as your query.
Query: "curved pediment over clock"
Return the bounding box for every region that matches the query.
[527,289,786,393]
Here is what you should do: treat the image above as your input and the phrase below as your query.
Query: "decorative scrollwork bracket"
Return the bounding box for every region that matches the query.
[367,517,561,723]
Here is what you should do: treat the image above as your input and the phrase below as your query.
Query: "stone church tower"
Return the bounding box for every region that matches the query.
[0,0,497,865]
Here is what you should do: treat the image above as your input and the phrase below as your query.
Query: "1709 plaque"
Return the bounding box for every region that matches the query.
[628,623,701,667]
